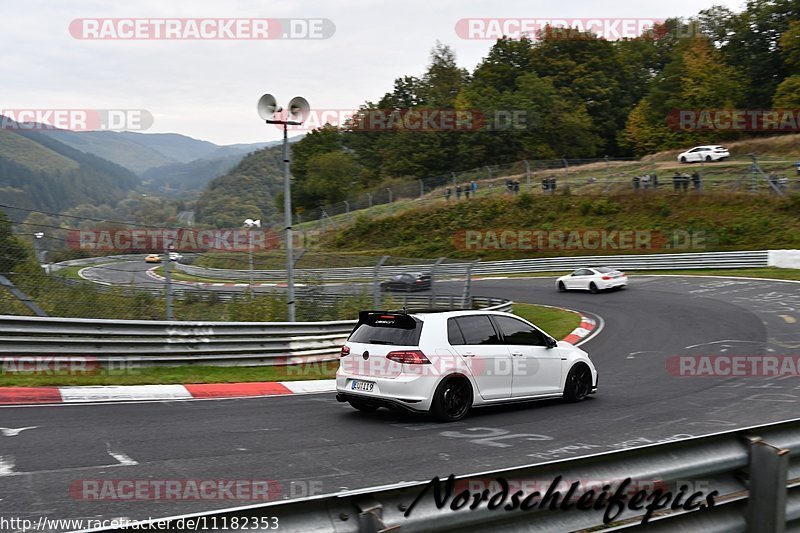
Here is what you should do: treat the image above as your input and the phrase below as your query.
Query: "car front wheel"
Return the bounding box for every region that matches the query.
[558,281,567,292]
[430,377,473,422]
[563,365,592,402]
[680,156,687,163]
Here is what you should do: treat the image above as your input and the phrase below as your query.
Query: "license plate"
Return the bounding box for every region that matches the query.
[351,380,374,392]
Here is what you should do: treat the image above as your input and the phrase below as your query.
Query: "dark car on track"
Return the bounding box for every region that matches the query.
[379,272,432,292]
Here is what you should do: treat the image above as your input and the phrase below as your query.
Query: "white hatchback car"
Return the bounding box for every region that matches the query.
[678,145,730,163]
[336,310,597,421]
[556,267,627,293]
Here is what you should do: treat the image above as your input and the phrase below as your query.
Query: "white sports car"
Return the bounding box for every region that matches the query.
[677,145,730,163]
[336,310,597,422]
[556,267,627,293]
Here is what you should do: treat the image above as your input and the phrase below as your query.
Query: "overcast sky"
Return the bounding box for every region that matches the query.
[3,0,745,146]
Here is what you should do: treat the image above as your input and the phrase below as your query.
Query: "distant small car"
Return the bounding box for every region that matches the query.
[678,145,729,163]
[380,272,432,292]
[556,267,627,293]
[145,254,162,263]
[168,252,182,262]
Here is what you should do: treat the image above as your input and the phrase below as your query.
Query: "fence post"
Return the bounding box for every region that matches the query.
[372,255,389,309]
[430,257,446,303]
[0,274,47,317]
[164,252,174,320]
[524,160,531,191]
[461,260,479,309]
[745,436,789,533]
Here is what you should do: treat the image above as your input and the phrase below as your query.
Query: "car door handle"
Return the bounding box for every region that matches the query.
[463,352,476,357]
[511,352,523,357]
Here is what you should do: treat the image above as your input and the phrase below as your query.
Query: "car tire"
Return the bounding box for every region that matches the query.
[430,376,473,422]
[348,399,379,413]
[589,282,598,294]
[563,364,592,402]
[558,281,567,292]
[680,156,687,163]
[705,155,712,162]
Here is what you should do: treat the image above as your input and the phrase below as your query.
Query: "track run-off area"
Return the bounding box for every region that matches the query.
[0,275,798,529]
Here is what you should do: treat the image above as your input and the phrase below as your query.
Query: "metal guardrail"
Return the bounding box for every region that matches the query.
[174,250,770,282]
[0,297,511,367]
[86,417,800,533]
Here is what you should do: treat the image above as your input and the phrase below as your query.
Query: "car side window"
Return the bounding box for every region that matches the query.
[447,318,466,345]
[454,315,502,345]
[574,269,590,276]
[494,316,547,346]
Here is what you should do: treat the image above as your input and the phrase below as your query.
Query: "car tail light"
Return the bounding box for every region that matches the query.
[340,345,350,357]
[386,350,430,364]
[415,280,422,283]
[601,275,612,280]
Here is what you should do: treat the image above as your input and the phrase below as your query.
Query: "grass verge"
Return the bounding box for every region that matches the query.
[513,303,582,340]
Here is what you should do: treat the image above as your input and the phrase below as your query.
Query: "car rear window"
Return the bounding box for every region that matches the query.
[348,312,423,346]
[595,267,617,273]
[453,315,502,345]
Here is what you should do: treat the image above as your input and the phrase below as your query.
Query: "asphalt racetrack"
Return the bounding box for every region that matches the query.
[1,274,798,529]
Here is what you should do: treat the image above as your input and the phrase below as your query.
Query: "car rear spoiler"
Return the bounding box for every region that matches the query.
[357,311,417,329]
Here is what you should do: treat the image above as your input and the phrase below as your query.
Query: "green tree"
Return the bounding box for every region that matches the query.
[0,211,32,275]
[298,152,363,207]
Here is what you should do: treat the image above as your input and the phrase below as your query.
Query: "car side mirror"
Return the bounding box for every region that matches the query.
[546,336,557,348]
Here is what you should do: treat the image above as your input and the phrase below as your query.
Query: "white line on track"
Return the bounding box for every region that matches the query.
[0,455,15,476]
[106,444,138,466]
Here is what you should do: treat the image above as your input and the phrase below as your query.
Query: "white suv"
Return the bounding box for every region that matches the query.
[336,310,597,421]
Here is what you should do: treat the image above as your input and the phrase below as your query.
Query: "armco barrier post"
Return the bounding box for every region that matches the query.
[745,436,789,533]
[372,255,389,309]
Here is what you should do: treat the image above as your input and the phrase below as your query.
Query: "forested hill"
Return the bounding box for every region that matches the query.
[0,125,140,219]
[193,143,286,227]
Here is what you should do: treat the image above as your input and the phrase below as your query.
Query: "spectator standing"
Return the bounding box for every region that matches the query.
[641,174,651,191]
[549,177,557,192]
[681,173,690,192]
[445,187,451,202]
[672,171,681,192]
[456,185,462,200]
[652,174,658,190]
[542,178,550,194]
[464,186,470,199]
[471,180,478,194]
[514,180,520,194]
[691,172,701,191]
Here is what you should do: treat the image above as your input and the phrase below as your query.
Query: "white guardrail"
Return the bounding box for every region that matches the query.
[0,297,512,367]
[172,250,774,282]
[84,417,800,533]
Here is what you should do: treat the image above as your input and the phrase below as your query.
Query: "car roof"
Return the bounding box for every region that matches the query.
[405,309,516,321]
